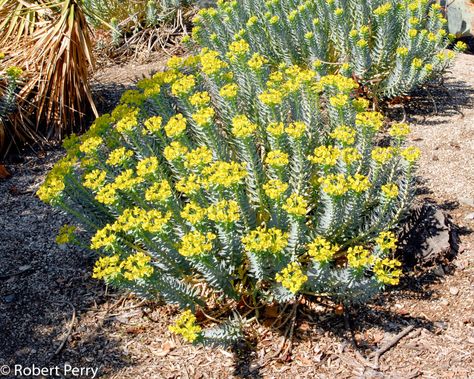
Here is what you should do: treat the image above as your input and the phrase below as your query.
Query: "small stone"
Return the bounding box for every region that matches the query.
[449,287,459,295]
[440,299,449,306]
[464,212,474,221]
[2,294,16,303]
[459,197,474,207]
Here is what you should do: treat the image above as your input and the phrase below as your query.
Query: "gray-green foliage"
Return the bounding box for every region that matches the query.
[192,0,454,98]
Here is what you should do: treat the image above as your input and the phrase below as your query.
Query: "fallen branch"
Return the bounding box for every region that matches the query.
[369,325,416,369]
[52,302,76,357]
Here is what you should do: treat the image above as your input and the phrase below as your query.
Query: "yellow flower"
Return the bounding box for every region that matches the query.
[247,15,258,27]
[90,225,116,250]
[381,183,399,199]
[207,199,240,223]
[37,176,65,204]
[396,47,409,57]
[401,146,421,163]
[286,121,306,139]
[220,83,238,99]
[92,255,121,280]
[181,202,207,224]
[202,161,247,188]
[120,252,154,281]
[107,147,134,166]
[247,53,268,70]
[375,231,398,252]
[408,29,418,38]
[116,111,139,134]
[136,156,159,178]
[165,114,187,138]
[308,237,339,263]
[113,169,144,191]
[347,246,374,269]
[348,174,371,193]
[176,174,202,194]
[330,125,356,145]
[341,147,362,164]
[95,184,118,205]
[83,169,107,190]
[232,114,257,138]
[184,146,213,169]
[259,88,284,106]
[167,55,183,69]
[319,174,349,197]
[308,146,341,166]
[164,141,189,161]
[373,2,392,16]
[265,150,289,167]
[412,58,423,69]
[56,225,76,245]
[282,193,308,217]
[192,107,215,127]
[171,74,196,96]
[389,123,411,138]
[267,122,285,137]
[371,146,395,164]
[242,226,289,254]
[263,179,289,200]
[169,310,202,343]
[145,180,172,203]
[179,231,216,256]
[200,49,228,75]
[373,258,402,285]
[79,136,103,155]
[275,262,308,294]
[228,39,250,56]
[356,111,384,131]
[189,91,211,107]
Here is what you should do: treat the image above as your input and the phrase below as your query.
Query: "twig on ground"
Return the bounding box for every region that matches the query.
[52,302,76,358]
[343,310,377,369]
[369,325,416,369]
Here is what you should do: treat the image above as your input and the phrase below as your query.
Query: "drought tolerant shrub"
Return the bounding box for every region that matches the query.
[39,45,420,343]
[191,0,465,98]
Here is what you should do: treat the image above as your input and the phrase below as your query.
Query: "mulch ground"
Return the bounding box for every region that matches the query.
[1,53,473,379]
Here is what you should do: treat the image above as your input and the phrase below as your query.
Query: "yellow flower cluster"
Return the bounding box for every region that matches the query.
[165,114,187,138]
[171,74,196,96]
[401,146,421,163]
[121,252,154,281]
[115,207,172,234]
[308,237,339,263]
[179,231,216,256]
[189,91,211,107]
[200,49,228,75]
[389,123,411,138]
[330,125,356,145]
[373,258,402,285]
[228,39,250,57]
[90,224,116,250]
[371,146,395,164]
[232,114,257,138]
[56,224,76,245]
[341,147,362,164]
[319,75,358,93]
[375,231,398,252]
[267,121,285,136]
[168,310,202,343]
[259,88,284,106]
[92,255,121,279]
[107,147,134,166]
[319,174,348,196]
[115,110,139,134]
[282,193,308,217]
[164,141,189,162]
[207,199,240,223]
[176,174,202,195]
[181,202,207,224]
[202,161,248,188]
[329,94,349,108]
[113,169,144,191]
[242,226,289,254]
[220,83,238,99]
[263,179,288,200]
[347,246,374,269]
[248,52,268,70]
[95,184,118,205]
[275,262,308,294]
[265,150,289,167]
[145,180,172,203]
[286,121,307,139]
[79,136,103,155]
[348,174,371,193]
[309,145,340,166]
[356,111,384,131]
[381,183,399,199]
[136,156,159,178]
[192,107,215,127]
[185,146,213,169]
[373,2,392,16]
[83,170,107,190]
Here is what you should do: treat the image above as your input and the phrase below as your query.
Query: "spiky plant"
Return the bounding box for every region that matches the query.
[190,0,460,99]
[39,42,420,343]
[0,0,96,155]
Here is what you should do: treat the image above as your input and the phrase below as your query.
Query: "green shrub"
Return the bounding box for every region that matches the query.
[39,43,420,343]
[191,0,457,98]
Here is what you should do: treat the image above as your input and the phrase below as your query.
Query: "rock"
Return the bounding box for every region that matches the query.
[449,287,459,295]
[464,212,474,221]
[459,197,474,207]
